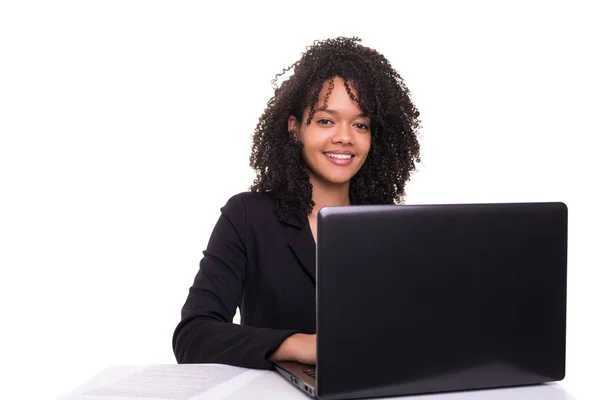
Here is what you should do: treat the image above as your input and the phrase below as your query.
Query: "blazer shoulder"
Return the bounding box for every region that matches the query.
[224,191,274,209]
[222,191,277,223]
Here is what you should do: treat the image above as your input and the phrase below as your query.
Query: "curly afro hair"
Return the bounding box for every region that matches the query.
[249,36,421,222]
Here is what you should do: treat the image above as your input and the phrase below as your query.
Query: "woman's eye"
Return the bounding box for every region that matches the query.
[317,119,334,126]
[355,123,370,131]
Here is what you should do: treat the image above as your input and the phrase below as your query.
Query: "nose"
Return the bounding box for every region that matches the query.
[331,123,354,145]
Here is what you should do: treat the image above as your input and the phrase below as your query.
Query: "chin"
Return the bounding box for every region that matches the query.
[308,164,361,187]
[319,173,355,186]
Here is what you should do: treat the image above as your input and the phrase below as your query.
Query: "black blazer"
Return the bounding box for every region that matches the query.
[172,192,316,369]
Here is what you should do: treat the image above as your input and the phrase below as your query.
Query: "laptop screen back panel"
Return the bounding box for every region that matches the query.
[315,203,567,400]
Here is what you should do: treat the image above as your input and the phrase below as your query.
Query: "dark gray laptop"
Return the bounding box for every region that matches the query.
[274,202,567,400]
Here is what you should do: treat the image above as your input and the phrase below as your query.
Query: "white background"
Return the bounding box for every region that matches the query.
[1,1,598,399]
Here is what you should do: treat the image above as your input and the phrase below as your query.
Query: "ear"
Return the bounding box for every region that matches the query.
[288,115,299,138]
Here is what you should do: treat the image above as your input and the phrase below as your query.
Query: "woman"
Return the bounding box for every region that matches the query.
[172,36,421,370]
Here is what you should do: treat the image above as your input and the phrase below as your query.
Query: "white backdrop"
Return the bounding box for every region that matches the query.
[1,1,598,399]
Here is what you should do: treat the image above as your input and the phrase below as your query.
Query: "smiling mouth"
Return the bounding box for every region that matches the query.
[324,152,354,160]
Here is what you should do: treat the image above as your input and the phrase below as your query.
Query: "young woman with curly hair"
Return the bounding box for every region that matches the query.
[173,36,421,369]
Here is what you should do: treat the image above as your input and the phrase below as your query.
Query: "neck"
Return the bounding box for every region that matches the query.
[309,174,351,218]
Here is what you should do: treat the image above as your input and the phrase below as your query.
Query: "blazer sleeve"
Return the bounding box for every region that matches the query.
[172,194,299,369]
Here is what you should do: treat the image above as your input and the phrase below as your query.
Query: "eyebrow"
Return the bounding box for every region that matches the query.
[315,107,369,119]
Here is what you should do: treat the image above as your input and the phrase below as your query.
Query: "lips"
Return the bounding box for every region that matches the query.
[323,151,355,165]
[324,152,353,160]
[323,150,355,159]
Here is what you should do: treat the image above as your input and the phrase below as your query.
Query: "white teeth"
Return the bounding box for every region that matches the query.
[325,153,352,160]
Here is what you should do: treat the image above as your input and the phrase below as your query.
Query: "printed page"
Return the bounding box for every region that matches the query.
[58,364,267,400]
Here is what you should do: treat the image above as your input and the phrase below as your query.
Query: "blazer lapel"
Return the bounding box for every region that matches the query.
[284,215,316,283]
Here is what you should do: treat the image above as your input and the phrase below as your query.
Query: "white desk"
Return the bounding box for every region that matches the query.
[58,364,577,400]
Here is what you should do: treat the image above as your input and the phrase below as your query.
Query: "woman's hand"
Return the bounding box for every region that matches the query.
[269,333,316,365]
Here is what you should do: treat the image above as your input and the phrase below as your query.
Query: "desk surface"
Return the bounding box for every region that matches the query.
[58,364,577,400]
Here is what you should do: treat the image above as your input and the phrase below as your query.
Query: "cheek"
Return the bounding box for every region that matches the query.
[361,135,372,154]
[299,138,319,163]
[302,146,323,167]
[299,130,324,153]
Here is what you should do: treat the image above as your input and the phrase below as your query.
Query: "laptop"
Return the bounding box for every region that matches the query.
[274,202,567,400]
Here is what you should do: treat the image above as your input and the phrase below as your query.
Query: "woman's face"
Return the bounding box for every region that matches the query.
[288,77,372,189]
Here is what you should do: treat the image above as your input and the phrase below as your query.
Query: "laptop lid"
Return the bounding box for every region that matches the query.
[315,202,567,400]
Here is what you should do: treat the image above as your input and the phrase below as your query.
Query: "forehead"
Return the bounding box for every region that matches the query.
[314,77,361,108]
